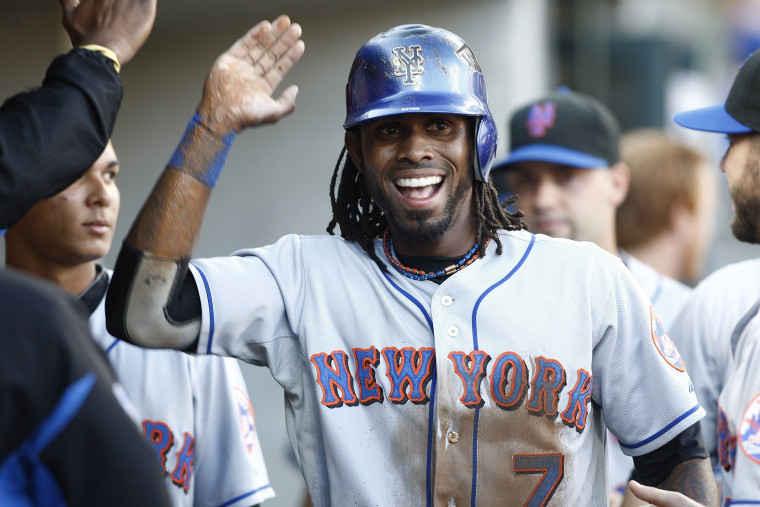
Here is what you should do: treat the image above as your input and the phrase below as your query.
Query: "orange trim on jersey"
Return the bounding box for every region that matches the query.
[142,419,173,473]
[489,351,528,410]
[560,368,593,432]
[310,350,359,407]
[352,346,383,404]
[526,356,567,418]
[448,350,490,407]
[170,431,195,492]
[382,346,435,403]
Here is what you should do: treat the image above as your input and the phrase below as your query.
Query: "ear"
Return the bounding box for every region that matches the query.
[608,162,630,207]
[344,130,364,173]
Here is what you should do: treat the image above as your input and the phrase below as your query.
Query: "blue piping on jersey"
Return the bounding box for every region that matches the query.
[618,403,702,449]
[426,365,437,507]
[470,409,480,507]
[725,501,760,506]
[467,233,535,506]
[105,338,120,354]
[193,265,216,354]
[471,234,536,351]
[381,271,434,329]
[216,484,272,507]
[381,270,436,506]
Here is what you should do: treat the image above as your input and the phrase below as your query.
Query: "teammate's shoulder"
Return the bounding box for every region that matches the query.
[699,258,760,287]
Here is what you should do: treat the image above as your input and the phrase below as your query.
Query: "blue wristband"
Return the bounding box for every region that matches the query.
[167,113,237,189]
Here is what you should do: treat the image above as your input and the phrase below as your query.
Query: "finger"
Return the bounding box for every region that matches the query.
[274,84,299,117]
[58,0,78,10]
[263,38,305,89]
[239,16,300,70]
[628,480,671,506]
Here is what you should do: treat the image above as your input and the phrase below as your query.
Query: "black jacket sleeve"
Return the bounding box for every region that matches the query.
[0,48,123,228]
[0,269,170,506]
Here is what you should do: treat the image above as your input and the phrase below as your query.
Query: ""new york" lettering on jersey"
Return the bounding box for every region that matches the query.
[310,347,593,433]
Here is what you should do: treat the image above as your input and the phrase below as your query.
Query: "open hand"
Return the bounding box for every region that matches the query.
[196,15,306,133]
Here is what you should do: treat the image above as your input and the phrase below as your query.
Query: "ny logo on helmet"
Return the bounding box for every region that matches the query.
[392,45,424,86]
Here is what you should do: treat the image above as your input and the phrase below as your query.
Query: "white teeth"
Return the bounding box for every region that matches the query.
[395,176,443,188]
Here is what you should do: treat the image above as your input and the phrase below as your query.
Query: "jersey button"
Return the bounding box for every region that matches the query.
[447,326,459,337]
[447,431,459,443]
[441,295,453,306]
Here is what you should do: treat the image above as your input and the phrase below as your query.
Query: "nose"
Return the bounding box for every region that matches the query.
[85,176,112,207]
[532,177,560,211]
[396,129,432,164]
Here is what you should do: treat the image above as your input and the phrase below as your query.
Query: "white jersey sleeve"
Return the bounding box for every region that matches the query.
[191,355,275,507]
[606,252,694,493]
[716,298,760,503]
[668,259,760,475]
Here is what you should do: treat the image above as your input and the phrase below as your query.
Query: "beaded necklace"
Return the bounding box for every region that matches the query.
[382,229,490,281]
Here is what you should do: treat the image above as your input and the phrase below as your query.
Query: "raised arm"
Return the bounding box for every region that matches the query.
[106,16,304,349]
[0,0,157,228]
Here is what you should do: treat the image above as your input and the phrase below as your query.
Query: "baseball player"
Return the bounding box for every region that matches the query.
[4,141,274,507]
[664,48,760,503]
[105,16,717,505]
[489,89,695,499]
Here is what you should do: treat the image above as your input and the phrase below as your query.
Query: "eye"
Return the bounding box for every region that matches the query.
[103,167,119,182]
[508,171,536,190]
[555,169,576,186]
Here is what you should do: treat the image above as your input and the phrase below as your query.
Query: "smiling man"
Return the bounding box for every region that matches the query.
[105,17,717,506]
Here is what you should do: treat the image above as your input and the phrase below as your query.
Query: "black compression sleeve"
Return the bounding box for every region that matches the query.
[630,421,709,486]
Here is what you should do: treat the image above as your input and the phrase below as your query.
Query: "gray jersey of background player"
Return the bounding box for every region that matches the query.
[4,141,275,507]
[488,90,698,501]
[666,48,760,501]
[103,16,717,505]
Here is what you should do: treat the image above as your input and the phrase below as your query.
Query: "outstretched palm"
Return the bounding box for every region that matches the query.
[198,15,305,132]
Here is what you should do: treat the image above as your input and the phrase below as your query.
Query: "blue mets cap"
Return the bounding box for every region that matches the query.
[674,50,760,134]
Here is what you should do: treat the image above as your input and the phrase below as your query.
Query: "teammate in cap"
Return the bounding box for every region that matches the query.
[4,141,275,507]
[105,16,717,505]
[490,89,697,500]
[666,48,760,503]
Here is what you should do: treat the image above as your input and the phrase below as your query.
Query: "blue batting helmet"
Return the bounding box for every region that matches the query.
[344,24,498,181]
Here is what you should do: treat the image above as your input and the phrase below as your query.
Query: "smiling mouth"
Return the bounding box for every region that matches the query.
[394,176,443,199]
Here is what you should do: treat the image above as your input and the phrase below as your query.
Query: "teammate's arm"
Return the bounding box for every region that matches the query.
[627,422,718,505]
[0,0,156,229]
[106,16,305,349]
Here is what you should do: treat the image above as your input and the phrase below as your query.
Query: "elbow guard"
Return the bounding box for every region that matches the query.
[106,242,201,350]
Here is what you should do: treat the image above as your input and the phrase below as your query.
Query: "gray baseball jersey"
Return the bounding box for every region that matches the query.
[669,259,760,478]
[90,271,275,507]
[187,229,702,506]
[716,298,760,503]
[607,252,693,494]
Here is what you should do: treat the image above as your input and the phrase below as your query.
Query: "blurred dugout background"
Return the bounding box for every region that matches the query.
[1,1,758,505]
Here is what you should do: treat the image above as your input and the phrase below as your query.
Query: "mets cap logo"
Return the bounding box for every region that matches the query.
[392,45,424,86]
[233,387,257,454]
[525,102,557,137]
[740,393,760,464]
[650,307,686,371]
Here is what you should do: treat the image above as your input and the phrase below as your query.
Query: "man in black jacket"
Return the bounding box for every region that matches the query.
[0,0,155,228]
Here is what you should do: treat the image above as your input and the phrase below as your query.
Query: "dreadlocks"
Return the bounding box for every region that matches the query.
[326,146,527,271]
